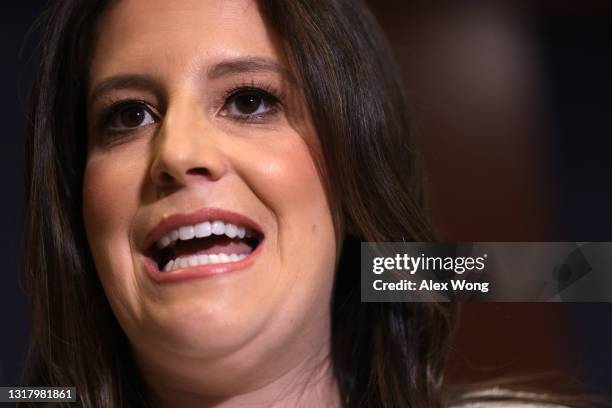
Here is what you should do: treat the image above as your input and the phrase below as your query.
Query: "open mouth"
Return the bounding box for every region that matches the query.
[145,220,264,273]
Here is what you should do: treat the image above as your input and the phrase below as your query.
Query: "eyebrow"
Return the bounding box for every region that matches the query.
[88,75,163,105]
[89,57,293,104]
[207,57,293,82]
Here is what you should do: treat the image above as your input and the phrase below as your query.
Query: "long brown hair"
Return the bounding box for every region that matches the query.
[23,0,456,406]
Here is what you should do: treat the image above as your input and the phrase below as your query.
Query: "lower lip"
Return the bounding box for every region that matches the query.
[142,241,264,284]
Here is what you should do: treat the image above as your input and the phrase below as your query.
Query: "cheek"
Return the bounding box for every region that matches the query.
[237,132,337,301]
[243,134,332,227]
[82,151,146,302]
[83,157,139,231]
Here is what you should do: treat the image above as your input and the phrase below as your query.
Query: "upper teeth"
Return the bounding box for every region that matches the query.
[157,220,250,249]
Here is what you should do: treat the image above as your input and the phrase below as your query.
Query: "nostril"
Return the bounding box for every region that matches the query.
[187,167,210,177]
[159,172,175,184]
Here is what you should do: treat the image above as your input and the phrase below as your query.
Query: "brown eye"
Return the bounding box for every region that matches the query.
[107,102,156,131]
[235,93,263,115]
[221,88,280,121]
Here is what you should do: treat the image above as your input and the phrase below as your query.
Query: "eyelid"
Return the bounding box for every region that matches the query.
[93,82,284,133]
[216,84,284,123]
[97,99,159,130]
[223,83,282,104]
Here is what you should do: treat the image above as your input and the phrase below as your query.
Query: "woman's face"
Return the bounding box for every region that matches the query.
[83,0,337,391]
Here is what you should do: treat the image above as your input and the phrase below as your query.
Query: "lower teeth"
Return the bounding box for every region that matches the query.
[163,253,248,272]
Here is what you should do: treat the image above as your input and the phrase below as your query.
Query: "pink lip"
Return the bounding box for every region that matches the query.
[142,207,264,251]
[141,207,265,284]
[142,242,263,284]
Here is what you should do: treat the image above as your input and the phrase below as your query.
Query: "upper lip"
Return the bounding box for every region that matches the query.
[142,207,264,252]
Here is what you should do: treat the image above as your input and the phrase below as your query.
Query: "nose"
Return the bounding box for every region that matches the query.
[149,100,227,193]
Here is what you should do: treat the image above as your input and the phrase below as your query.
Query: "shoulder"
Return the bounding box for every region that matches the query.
[450,388,574,408]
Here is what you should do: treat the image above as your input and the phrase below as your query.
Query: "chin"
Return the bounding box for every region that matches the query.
[133,292,269,360]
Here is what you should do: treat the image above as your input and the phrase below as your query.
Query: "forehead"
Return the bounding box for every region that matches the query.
[89,0,280,87]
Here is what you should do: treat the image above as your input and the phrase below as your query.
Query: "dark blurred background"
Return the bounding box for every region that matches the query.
[367,0,612,397]
[1,0,611,399]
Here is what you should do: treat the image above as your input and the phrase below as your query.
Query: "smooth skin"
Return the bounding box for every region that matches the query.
[83,0,340,406]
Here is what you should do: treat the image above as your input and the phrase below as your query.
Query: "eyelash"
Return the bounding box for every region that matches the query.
[218,83,283,123]
[97,83,284,137]
[98,99,157,133]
